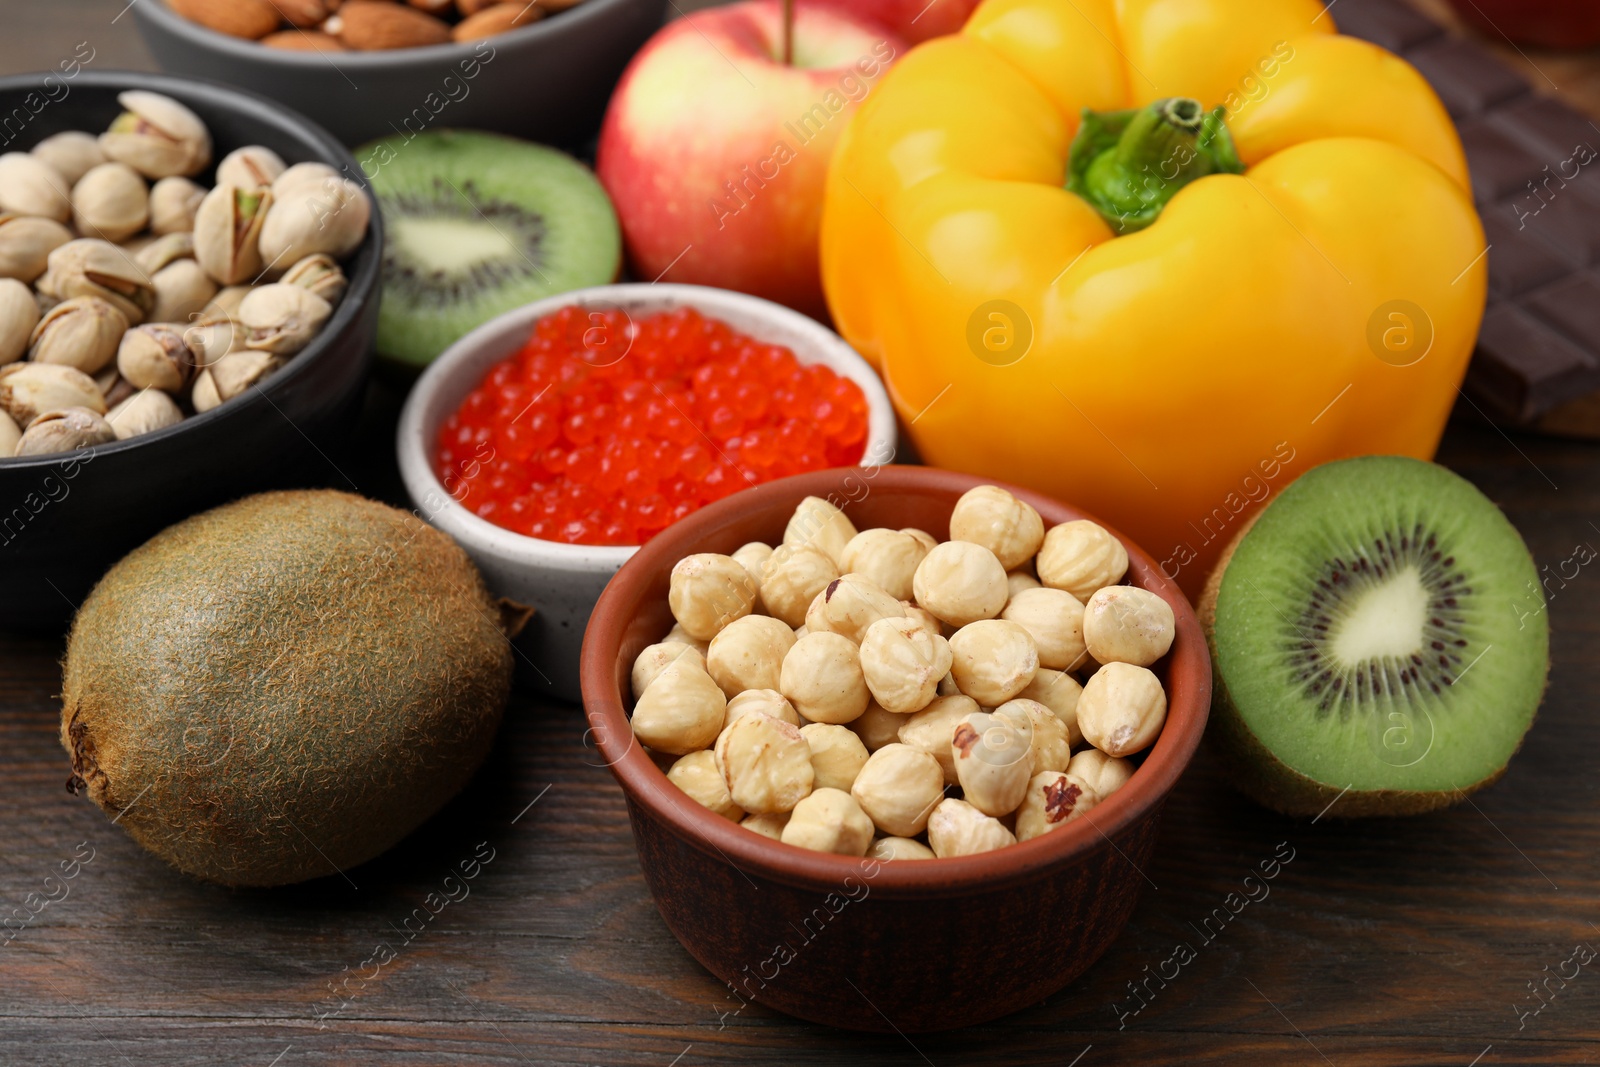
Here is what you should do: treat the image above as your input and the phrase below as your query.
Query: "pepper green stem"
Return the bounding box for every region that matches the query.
[1066,97,1244,234]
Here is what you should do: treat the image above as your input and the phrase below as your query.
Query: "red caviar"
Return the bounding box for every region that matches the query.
[434,304,870,546]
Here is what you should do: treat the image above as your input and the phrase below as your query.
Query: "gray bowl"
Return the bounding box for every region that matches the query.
[133,0,668,148]
[0,70,382,631]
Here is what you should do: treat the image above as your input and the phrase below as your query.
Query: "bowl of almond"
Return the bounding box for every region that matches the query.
[132,0,667,147]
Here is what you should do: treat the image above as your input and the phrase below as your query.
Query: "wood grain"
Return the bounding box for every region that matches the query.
[3,1,1600,1063]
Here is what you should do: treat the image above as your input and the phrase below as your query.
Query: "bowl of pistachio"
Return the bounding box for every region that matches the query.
[0,70,381,629]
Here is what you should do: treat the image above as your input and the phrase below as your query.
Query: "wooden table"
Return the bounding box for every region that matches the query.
[4,3,1600,1065]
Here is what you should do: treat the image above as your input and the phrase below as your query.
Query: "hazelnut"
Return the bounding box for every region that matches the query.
[779,631,870,725]
[840,527,928,600]
[900,602,944,639]
[730,541,773,590]
[912,540,1008,627]
[1077,662,1167,756]
[725,688,800,727]
[1019,668,1085,747]
[937,672,961,696]
[868,836,936,861]
[780,788,874,856]
[927,798,1016,857]
[1014,771,1100,841]
[740,812,790,840]
[1000,586,1088,671]
[1068,748,1135,799]
[667,750,744,821]
[1037,520,1129,601]
[858,616,952,714]
[951,711,1032,817]
[669,553,758,641]
[714,712,814,814]
[800,722,870,792]
[901,528,939,554]
[783,495,858,566]
[706,614,796,697]
[759,542,838,627]
[630,661,727,755]
[850,743,945,837]
[849,699,906,752]
[948,619,1039,705]
[896,694,978,785]
[804,574,904,644]
[949,484,1044,570]
[1007,570,1042,598]
[1082,586,1176,667]
[631,641,706,701]
[994,698,1072,775]
[664,622,710,655]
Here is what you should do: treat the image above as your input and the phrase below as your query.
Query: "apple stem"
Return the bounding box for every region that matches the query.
[782,0,794,65]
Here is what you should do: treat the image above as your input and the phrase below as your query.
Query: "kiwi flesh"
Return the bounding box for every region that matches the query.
[359,129,621,369]
[1200,456,1548,817]
[61,490,519,887]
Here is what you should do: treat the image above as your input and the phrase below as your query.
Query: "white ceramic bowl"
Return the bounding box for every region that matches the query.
[396,284,897,701]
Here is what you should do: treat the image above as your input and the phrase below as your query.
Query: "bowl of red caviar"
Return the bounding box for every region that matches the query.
[396,283,896,700]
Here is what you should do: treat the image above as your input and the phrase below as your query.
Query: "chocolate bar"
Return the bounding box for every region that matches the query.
[1332,0,1600,431]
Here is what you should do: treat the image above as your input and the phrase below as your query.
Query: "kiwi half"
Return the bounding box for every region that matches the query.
[360,129,621,368]
[1200,456,1548,817]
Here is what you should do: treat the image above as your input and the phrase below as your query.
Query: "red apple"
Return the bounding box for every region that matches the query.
[807,0,981,43]
[597,1,905,320]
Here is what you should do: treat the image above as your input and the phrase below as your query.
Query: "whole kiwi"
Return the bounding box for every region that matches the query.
[61,490,524,887]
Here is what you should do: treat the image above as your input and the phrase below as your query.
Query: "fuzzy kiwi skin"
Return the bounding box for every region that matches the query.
[1199,515,1511,819]
[61,490,515,887]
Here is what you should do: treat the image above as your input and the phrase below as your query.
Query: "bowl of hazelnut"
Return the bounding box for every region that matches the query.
[580,467,1211,1032]
[132,0,668,147]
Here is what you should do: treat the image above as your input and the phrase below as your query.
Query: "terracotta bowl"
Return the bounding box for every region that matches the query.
[580,466,1211,1033]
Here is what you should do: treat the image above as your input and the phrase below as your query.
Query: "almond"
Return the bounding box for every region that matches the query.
[168,0,282,39]
[277,0,333,27]
[452,2,543,41]
[261,29,349,51]
[326,1,452,49]
[409,0,455,13]
[455,0,501,15]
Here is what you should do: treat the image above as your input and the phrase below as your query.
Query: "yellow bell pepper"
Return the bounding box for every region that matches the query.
[820,0,1485,596]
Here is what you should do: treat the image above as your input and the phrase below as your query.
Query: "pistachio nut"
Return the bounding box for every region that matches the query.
[193,184,273,285]
[271,161,340,200]
[216,145,287,190]
[31,131,106,186]
[106,387,183,440]
[27,296,128,374]
[0,278,39,365]
[257,178,370,265]
[192,349,280,413]
[280,253,347,305]
[34,287,60,317]
[70,161,151,244]
[14,406,116,456]
[149,258,218,324]
[117,323,197,392]
[0,152,72,223]
[0,409,19,456]
[47,239,156,325]
[0,213,73,283]
[197,285,252,325]
[238,283,330,355]
[183,318,240,367]
[98,90,212,179]
[148,175,206,235]
[134,231,195,274]
[0,362,106,426]
[120,234,159,257]
[95,366,137,410]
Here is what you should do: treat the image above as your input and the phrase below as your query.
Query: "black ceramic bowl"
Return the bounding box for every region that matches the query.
[0,70,382,631]
[133,0,668,148]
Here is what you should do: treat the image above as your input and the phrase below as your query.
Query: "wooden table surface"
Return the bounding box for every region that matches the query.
[4,3,1600,1065]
